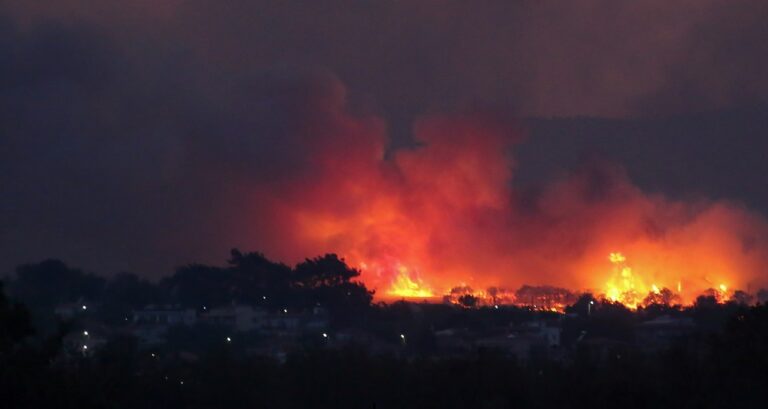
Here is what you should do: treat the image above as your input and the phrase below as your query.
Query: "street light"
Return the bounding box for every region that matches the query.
[322,333,328,338]
[83,330,89,336]
[226,337,232,343]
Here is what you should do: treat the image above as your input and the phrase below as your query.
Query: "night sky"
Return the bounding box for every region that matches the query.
[2,1,768,279]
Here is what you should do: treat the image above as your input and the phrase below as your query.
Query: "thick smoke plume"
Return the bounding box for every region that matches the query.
[241,80,768,302]
[2,1,768,299]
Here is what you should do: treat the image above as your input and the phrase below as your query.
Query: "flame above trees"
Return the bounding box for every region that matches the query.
[380,251,739,310]
[242,88,768,309]
[387,266,433,298]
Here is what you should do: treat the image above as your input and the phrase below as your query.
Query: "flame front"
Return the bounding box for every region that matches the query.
[604,252,647,308]
[600,252,734,309]
[375,251,738,309]
[386,266,434,298]
[246,109,768,308]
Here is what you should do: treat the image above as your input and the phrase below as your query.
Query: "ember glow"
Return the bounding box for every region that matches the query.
[248,85,768,309]
[603,252,648,308]
[386,266,433,299]
[600,252,708,309]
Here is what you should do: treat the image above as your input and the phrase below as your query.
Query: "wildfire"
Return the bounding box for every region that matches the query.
[598,252,738,309]
[371,250,744,310]
[603,252,648,309]
[715,284,730,303]
[386,265,434,298]
[371,251,744,310]
[252,107,768,311]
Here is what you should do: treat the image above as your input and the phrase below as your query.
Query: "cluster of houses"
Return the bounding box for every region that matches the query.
[54,302,699,364]
[56,303,328,360]
[433,312,696,363]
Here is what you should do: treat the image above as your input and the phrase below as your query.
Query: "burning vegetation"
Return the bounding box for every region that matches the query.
[386,266,433,298]
[384,252,745,311]
[242,85,768,312]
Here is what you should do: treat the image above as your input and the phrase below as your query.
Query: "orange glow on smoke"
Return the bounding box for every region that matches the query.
[245,95,768,309]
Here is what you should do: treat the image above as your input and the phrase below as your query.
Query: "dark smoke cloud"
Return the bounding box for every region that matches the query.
[1,1,768,278]
[0,15,336,274]
[4,0,768,117]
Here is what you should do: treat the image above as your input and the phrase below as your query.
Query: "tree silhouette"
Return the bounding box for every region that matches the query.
[100,272,164,324]
[11,260,105,307]
[161,264,233,307]
[0,281,33,354]
[642,287,681,306]
[458,294,478,308]
[292,254,373,322]
[228,249,292,305]
[293,254,361,288]
[565,293,597,316]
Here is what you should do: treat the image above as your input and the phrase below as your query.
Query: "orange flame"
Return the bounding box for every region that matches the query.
[244,105,768,309]
[387,265,434,298]
[603,252,647,308]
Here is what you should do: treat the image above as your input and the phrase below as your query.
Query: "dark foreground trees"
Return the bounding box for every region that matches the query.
[2,320,768,408]
[0,281,33,354]
[5,253,768,408]
[7,250,374,328]
[161,251,373,323]
[3,278,768,408]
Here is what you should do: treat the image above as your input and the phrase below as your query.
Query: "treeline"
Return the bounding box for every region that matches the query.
[5,249,372,329]
[2,280,768,408]
[3,251,768,407]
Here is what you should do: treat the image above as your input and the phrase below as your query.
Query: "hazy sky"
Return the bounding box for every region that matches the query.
[2,1,767,277]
